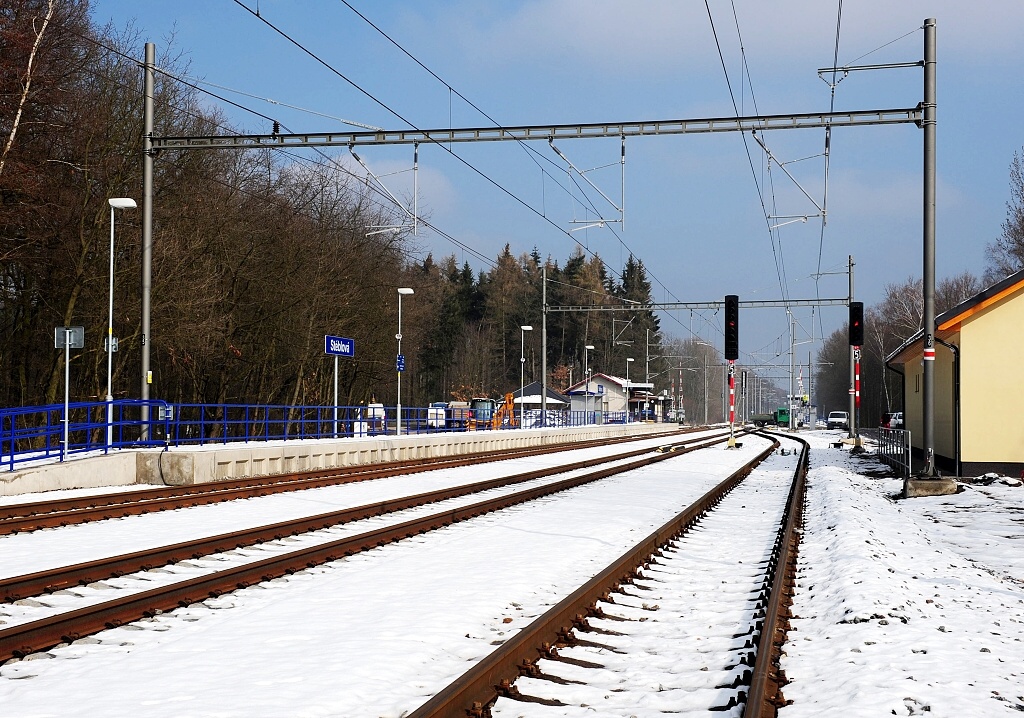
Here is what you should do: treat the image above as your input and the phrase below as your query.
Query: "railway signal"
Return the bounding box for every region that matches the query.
[724,295,739,361]
[849,301,864,346]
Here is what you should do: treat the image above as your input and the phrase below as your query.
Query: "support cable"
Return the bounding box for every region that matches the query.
[814,0,844,342]
[231,0,629,282]
[72,31,497,268]
[706,1,790,305]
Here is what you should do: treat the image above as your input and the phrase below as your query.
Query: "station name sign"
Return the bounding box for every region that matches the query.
[325,335,355,357]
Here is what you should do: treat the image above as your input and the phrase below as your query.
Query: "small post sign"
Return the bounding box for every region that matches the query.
[325,335,355,438]
[55,326,85,461]
[54,326,85,349]
[325,335,355,357]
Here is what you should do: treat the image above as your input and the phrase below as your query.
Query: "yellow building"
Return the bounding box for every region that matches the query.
[887,268,1024,478]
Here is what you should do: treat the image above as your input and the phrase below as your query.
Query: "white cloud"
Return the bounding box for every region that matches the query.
[412,1,1024,80]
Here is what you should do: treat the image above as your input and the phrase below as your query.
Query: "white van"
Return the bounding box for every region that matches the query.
[826,411,849,430]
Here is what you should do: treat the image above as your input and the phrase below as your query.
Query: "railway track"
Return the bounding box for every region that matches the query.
[410,433,807,718]
[0,428,688,535]
[0,429,747,664]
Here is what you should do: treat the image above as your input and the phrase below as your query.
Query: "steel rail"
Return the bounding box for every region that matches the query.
[0,428,687,534]
[408,437,781,718]
[0,431,741,663]
[0,430,734,603]
[742,435,808,717]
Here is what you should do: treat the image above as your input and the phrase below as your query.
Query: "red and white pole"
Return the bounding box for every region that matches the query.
[727,361,737,447]
[728,361,736,425]
[854,348,861,409]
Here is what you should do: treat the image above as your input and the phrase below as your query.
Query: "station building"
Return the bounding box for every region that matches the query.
[565,373,672,421]
[886,267,1024,477]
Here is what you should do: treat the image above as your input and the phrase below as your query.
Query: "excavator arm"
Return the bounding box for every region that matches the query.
[491,392,518,429]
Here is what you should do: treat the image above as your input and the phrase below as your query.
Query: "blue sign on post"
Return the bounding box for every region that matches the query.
[325,335,355,357]
[396,354,405,372]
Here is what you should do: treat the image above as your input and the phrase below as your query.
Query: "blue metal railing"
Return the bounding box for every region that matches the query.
[0,399,172,471]
[1,400,640,471]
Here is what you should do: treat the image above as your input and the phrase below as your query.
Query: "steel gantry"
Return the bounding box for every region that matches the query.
[150,107,922,152]
[136,22,936,476]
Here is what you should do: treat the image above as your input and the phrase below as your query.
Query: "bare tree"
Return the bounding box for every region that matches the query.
[985,149,1024,282]
[0,0,55,179]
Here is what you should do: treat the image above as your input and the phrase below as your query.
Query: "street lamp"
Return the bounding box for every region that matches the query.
[106,198,136,449]
[396,287,414,436]
[584,344,595,424]
[625,357,634,421]
[520,325,532,429]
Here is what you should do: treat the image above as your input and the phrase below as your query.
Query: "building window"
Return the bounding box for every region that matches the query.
[915,373,920,393]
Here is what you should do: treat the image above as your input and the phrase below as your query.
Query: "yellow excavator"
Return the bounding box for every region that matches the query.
[490,392,518,429]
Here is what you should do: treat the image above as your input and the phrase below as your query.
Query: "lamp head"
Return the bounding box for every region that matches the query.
[108,198,137,210]
[521,325,533,331]
[397,287,414,295]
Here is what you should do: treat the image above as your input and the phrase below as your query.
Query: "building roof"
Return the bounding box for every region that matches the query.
[511,381,570,405]
[564,373,655,394]
[887,266,1024,364]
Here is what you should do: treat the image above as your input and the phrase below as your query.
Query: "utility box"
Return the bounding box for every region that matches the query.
[427,402,446,428]
[366,403,385,434]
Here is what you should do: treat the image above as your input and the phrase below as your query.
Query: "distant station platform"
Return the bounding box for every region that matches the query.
[0,422,677,497]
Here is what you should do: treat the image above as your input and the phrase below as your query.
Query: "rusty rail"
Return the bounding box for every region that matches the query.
[0,431,738,663]
[0,428,689,534]
[0,430,732,603]
[742,435,808,717]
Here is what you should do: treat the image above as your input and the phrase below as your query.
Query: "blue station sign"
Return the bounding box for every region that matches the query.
[325,335,355,357]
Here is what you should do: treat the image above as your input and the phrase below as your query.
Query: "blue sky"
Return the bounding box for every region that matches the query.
[89,0,1024,370]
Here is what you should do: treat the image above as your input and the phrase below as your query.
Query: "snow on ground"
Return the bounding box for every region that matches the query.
[1,429,1023,717]
[0,432,691,579]
[782,432,1024,716]
[491,437,802,717]
[0,437,770,717]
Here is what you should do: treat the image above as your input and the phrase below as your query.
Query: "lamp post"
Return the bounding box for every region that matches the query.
[106,198,136,450]
[396,287,414,436]
[584,344,595,424]
[520,325,532,428]
[625,357,634,421]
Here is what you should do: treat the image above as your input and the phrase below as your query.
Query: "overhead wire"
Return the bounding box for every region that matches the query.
[334,0,627,223]
[71,29,498,268]
[699,0,796,371]
[814,0,844,343]
[706,0,790,308]
[335,0,695,326]
[257,0,713,350]
[230,0,630,284]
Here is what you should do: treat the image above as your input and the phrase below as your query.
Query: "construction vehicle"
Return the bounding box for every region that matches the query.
[469,397,496,429]
[490,392,518,429]
[752,407,790,427]
[446,401,473,429]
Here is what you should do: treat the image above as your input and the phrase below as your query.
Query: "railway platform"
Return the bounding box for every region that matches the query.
[1,422,676,497]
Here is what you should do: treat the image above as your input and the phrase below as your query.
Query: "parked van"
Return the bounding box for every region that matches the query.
[882,411,904,429]
[826,411,849,430]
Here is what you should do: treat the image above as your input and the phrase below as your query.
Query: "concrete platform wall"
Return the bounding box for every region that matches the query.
[0,453,138,497]
[1,423,678,496]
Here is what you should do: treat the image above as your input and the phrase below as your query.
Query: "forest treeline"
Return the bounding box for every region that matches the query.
[0,1,670,413]
[3,2,1023,424]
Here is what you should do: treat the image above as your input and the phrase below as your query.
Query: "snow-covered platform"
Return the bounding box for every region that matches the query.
[0,422,678,496]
